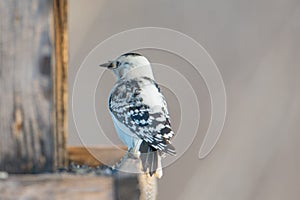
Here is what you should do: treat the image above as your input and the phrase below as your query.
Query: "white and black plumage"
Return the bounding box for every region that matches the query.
[100,53,176,178]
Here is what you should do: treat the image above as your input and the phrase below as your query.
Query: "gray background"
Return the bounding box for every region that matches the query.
[69,0,300,199]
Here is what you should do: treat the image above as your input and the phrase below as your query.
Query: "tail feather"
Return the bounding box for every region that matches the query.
[139,141,176,178]
[149,150,157,176]
[139,141,160,178]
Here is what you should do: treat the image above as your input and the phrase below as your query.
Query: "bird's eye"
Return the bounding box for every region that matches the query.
[116,61,121,67]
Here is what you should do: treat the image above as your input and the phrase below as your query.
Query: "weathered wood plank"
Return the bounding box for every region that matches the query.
[0,147,157,200]
[68,146,158,200]
[67,146,127,167]
[0,0,68,173]
[0,171,156,200]
[0,174,114,200]
[114,157,157,200]
[52,0,68,170]
[0,0,53,173]
[114,171,141,200]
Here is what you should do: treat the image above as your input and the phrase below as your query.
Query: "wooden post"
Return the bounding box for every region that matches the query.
[52,0,68,171]
[0,0,67,173]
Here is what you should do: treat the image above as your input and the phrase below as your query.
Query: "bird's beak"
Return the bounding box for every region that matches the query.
[99,61,113,69]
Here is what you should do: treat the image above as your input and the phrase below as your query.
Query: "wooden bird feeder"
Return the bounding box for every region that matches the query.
[0,1,157,199]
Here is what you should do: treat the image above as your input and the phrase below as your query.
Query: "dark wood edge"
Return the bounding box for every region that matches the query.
[52,0,68,169]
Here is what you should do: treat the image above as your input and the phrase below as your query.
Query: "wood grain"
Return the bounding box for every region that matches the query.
[68,146,158,200]
[67,146,127,167]
[0,146,157,199]
[0,0,68,173]
[0,0,54,173]
[115,157,157,200]
[0,174,114,200]
[52,0,68,170]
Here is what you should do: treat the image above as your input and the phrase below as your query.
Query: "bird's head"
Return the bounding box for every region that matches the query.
[100,53,154,80]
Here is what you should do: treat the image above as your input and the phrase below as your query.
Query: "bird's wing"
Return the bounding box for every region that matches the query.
[109,77,176,155]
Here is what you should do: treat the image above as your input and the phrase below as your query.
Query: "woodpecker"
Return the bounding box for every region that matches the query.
[100,53,176,178]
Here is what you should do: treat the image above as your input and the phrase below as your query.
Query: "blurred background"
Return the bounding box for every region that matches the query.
[69,0,300,199]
